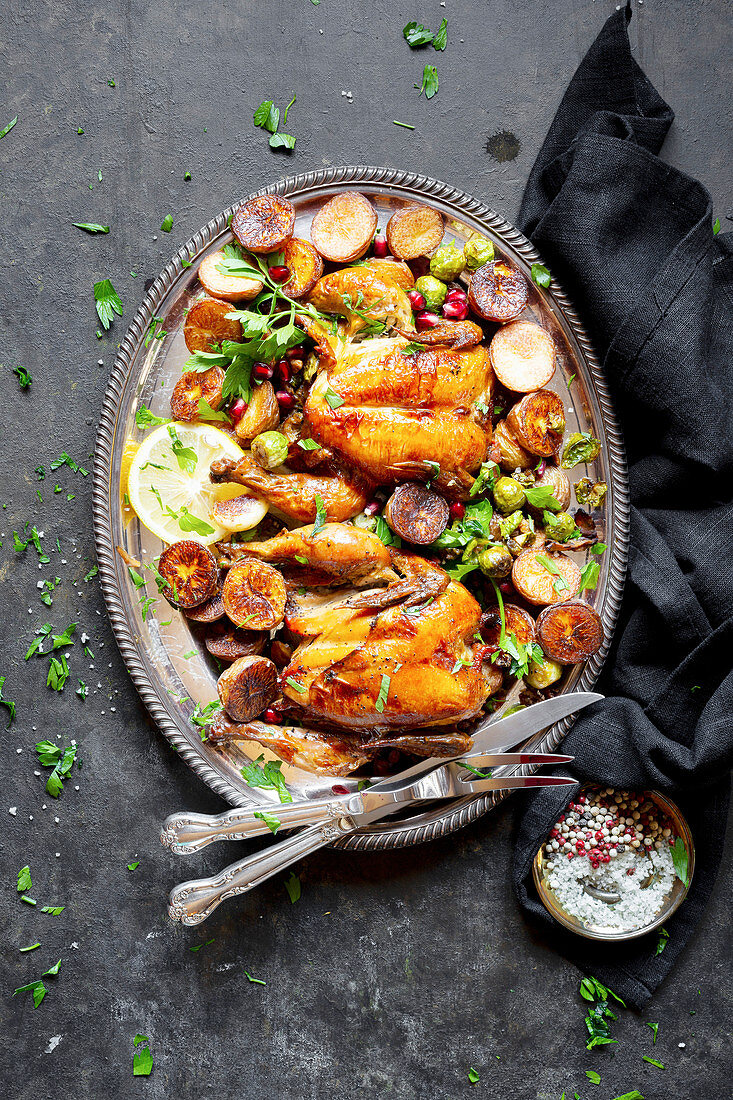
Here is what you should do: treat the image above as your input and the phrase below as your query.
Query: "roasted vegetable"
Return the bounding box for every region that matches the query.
[463,235,494,270]
[217,655,278,721]
[489,321,556,393]
[574,477,608,509]
[159,541,218,608]
[468,260,528,323]
[482,603,535,647]
[183,298,243,354]
[251,430,290,470]
[414,274,447,311]
[542,511,577,543]
[221,559,287,630]
[506,390,566,456]
[234,381,280,445]
[494,419,533,471]
[198,249,263,303]
[385,203,444,260]
[511,549,581,606]
[534,465,571,509]
[492,476,526,514]
[384,482,450,545]
[477,544,513,578]
[560,432,602,469]
[525,656,563,689]
[310,191,378,262]
[210,492,268,533]
[184,583,226,623]
[280,237,324,299]
[204,621,266,662]
[536,599,605,663]
[231,195,296,253]
[170,366,225,422]
[429,239,465,281]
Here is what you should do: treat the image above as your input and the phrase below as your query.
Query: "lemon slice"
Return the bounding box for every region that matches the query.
[127,422,265,545]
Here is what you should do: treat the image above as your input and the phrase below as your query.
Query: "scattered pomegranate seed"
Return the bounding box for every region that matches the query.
[444,287,467,304]
[252,361,273,382]
[229,397,247,424]
[499,581,513,594]
[286,345,305,360]
[364,499,381,516]
[408,289,426,311]
[332,784,349,795]
[269,265,289,282]
[442,300,469,321]
[372,234,388,258]
[276,390,295,411]
[264,708,281,723]
[276,359,292,384]
[415,310,440,330]
[535,459,547,479]
[449,501,465,520]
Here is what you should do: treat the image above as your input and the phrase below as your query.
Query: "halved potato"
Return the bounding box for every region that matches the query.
[506,390,566,456]
[183,299,243,354]
[536,599,604,663]
[481,604,536,649]
[217,655,278,721]
[468,261,528,323]
[493,419,534,471]
[198,250,263,303]
[170,366,225,422]
[533,465,571,510]
[310,192,378,262]
[489,321,556,392]
[204,621,266,662]
[222,560,287,630]
[384,482,449,545]
[231,195,296,254]
[511,550,581,606]
[386,203,444,260]
[281,237,324,299]
[159,541,218,608]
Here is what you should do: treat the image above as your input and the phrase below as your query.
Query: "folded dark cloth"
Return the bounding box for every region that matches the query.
[511,3,733,1009]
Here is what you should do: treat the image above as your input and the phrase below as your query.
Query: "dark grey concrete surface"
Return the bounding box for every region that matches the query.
[1,2,731,1096]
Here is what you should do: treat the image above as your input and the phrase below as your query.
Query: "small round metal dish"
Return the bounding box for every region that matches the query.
[93,166,629,851]
[532,789,694,941]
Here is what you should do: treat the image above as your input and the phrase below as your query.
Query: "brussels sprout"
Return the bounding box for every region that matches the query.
[478,544,513,578]
[251,431,289,470]
[429,240,465,282]
[414,275,448,310]
[463,235,495,270]
[560,432,601,469]
[575,477,608,509]
[352,511,378,532]
[525,657,563,690]
[542,510,577,542]
[499,510,523,538]
[492,476,527,514]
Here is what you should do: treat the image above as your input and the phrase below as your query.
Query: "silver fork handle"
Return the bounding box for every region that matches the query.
[160,795,356,854]
[167,813,355,925]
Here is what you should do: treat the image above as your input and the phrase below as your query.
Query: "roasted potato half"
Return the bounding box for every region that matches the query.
[384,482,450,545]
[183,298,243,354]
[217,654,279,721]
[536,599,604,663]
[310,192,378,262]
[198,250,263,303]
[222,559,287,630]
[386,203,444,260]
[232,195,296,254]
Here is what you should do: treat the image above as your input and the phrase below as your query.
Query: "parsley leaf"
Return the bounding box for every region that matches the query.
[240,755,293,803]
[13,979,47,1008]
[312,493,327,536]
[585,1070,601,1084]
[47,653,71,692]
[646,1021,659,1043]
[468,1067,480,1085]
[524,484,562,511]
[167,425,198,475]
[654,927,669,956]
[403,22,435,47]
[531,263,552,288]
[535,554,570,595]
[0,676,16,727]
[670,837,690,887]
[132,1035,153,1076]
[254,100,280,133]
[12,365,32,388]
[642,1057,665,1069]
[374,673,391,713]
[415,64,439,99]
[160,214,173,232]
[269,132,296,151]
[253,810,281,834]
[1,116,18,139]
[74,222,110,234]
[93,278,123,329]
[284,871,301,903]
[197,397,230,422]
[579,560,600,592]
[432,18,448,50]
[17,865,32,893]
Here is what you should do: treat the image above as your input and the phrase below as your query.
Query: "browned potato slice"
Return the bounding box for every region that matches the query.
[506,390,566,456]
[231,195,296,254]
[184,586,226,623]
[533,464,571,510]
[363,258,415,290]
[234,381,280,445]
[170,366,225,422]
[536,599,605,664]
[198,250,263,303]
[217,654,278,721]
[384,482,450,544]
[310,192,378,262]
[494,419,534,471]
[385,203,444,260]
[222,559,287,629]
[183,298,243,354]
[159,541,218,608]
[468,261,529,323]
[511,549,581,606]
[481,604,536,648]
[211,493,268,533]
[280,237,324,299]
[489,321,556,392]
[204,621,266,662]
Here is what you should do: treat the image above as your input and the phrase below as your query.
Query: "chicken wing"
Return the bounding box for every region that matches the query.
[308,266,413,336]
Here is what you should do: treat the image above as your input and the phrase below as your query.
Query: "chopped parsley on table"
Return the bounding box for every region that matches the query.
[414,64,439,100]
[93,278,123,330]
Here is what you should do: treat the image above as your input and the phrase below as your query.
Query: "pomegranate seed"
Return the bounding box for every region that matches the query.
[269,264,289,282]
[372,234,388,258]
[276,390,295,411]
[252,361,273,382]
[286,345,305,360]
[276,359,292,384]
[499,581,513,594]
[535,459,547,478]
[444,287,467,304]
[229,398,247,424]
[408,289,426,311]
[415,311,440,331]
[450,501,465,520]
[264,708,281,723]
[442,300,469,321]
[364,500,381,516]
[331,784,349,795]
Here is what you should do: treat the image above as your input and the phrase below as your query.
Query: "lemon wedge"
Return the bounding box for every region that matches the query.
[127,422,266,545]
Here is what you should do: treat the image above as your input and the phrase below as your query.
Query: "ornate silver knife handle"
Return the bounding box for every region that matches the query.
[167,811,355,925]
[160,796,357,854]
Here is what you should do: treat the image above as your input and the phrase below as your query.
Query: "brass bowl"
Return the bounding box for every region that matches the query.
[532,788,694,941]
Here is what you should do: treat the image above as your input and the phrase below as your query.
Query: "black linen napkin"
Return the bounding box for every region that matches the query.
[511,3,733,1009]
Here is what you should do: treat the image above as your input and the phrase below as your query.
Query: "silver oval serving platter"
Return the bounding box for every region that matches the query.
[93,166,629,851]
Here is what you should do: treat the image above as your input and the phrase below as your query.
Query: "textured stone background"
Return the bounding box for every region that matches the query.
[1,1,731,1096]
